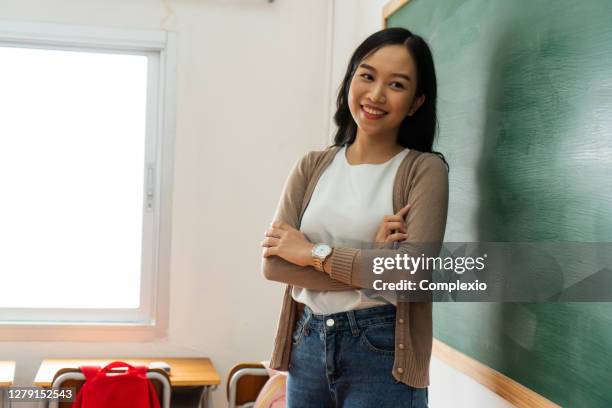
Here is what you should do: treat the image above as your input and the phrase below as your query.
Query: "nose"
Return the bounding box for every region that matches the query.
[367,83,386,104]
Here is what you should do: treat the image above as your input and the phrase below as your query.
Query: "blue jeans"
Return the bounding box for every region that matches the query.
[287,304,429,408]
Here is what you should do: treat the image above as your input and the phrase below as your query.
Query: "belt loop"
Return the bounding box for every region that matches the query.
[346,310,360,336]
[304,313,312,331]
[302,306,312,334]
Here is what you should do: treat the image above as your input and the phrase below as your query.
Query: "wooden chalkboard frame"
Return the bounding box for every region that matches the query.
[382,0,412,29]
[382,2,560,407]
[433,339,559,408]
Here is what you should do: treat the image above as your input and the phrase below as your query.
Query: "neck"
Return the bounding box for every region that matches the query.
[346,130,403,165]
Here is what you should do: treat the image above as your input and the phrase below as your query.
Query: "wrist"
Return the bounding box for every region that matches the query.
[322,255,332,275]
[311,243,333,272]
[306,242,316,267]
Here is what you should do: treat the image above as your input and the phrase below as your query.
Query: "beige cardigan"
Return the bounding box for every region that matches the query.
[262,145,449,388]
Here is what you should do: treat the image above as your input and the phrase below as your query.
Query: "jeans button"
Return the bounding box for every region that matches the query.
[326,318,335,327]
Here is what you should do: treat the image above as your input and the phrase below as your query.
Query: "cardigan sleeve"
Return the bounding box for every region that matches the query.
[326,153,449,300]
[261,151,358,291]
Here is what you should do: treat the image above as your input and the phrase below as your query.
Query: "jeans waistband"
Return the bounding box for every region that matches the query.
[298,304,396,334]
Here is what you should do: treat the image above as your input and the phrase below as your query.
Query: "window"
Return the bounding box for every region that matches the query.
[0,21,176,339]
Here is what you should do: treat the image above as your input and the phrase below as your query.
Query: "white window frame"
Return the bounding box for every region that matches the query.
[0,20,176,341]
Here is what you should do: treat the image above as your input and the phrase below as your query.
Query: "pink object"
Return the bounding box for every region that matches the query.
[253,361,287,408]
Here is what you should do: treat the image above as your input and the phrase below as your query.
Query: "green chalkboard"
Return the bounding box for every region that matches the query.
[387,1,612,406]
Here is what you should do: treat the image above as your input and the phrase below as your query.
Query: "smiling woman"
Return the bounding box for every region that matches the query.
[348,45,425,151]
[261,27,449,408]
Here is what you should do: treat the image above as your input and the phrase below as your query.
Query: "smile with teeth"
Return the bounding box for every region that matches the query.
[361,105,387,116]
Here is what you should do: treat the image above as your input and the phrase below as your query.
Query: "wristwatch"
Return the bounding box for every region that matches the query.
[312,243,333,272]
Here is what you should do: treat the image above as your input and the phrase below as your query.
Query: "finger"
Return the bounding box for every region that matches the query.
[384,221,407,234]
[262,247,279,257]
[260,237,280,247]
[265,228,283,238]
[385,233,408,242]
[383,214,403,223]
[396,204,412,218]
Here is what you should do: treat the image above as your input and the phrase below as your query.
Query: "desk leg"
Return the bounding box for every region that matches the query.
[197,385,218,408]
[197,386,209,408]
[0,388,13,408]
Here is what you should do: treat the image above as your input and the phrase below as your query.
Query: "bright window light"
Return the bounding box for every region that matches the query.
[0,46,148,309]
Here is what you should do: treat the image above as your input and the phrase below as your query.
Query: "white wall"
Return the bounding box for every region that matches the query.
[0,1,333,407]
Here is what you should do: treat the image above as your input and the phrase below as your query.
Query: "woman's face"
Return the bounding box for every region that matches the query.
[348,44,425,140]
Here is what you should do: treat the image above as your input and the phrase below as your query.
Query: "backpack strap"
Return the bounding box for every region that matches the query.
[148,380,161,408]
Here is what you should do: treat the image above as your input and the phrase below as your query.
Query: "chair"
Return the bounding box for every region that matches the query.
[49,366,171,408]
[226,362,270,408]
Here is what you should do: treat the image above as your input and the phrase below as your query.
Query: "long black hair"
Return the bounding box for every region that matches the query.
[332,27,446,166]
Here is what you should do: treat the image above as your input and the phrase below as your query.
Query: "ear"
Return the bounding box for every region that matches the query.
[407,94,426,116]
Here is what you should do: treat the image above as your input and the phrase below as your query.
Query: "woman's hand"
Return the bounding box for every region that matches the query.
[374,204,411,243]
[261,221,315,267]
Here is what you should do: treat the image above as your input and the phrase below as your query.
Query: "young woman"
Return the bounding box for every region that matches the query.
[261,28,448,408]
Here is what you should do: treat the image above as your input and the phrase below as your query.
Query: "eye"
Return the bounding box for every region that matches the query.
[390,82,405,90]
[359,73,374,81]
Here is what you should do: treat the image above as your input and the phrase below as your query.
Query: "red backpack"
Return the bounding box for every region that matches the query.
[73,361,161,408]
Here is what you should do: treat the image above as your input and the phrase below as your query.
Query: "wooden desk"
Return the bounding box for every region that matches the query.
[1,361,16,408]
[35,358,220,407]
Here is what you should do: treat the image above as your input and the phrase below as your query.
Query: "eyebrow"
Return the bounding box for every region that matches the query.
[358,63,411,82]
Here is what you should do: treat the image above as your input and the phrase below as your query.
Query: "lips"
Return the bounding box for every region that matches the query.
[361,104,387,120]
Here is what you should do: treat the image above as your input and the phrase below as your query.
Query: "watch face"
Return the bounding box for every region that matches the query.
[314,244,332,257]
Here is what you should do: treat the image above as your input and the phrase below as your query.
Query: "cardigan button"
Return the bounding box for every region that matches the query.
[398,343,404,349]
[399,318,405,324]
[397,367,404,374]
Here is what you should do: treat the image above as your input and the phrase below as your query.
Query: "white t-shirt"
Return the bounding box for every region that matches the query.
[291,145,409,314]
